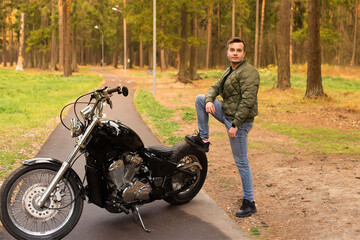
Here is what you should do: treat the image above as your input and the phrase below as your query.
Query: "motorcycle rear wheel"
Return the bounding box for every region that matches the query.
[164,141,207,205]
[0,163,84,240]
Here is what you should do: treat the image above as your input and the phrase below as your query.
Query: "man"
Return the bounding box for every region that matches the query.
[185,37,260,217]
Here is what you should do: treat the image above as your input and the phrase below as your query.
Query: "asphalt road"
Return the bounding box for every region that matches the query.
[0,69,247,240]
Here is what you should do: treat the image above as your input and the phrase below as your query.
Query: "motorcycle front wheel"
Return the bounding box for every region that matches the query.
[164,141,208,205]
[0,163,84,240]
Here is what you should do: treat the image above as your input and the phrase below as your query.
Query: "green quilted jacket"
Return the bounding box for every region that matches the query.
[205,60,260,127]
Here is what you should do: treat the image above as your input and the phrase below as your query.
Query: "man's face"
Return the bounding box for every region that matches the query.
[226,42,246,64]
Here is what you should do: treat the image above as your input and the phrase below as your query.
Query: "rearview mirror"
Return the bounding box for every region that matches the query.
[122,86,129,97]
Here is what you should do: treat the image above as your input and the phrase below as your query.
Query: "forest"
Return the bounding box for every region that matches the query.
[0,0,359,89]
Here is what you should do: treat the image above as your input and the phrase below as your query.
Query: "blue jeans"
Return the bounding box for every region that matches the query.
[195,94,254,201]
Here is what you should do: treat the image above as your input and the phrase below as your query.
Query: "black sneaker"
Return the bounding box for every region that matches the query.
[235,199,257,218]
[185,133,210,152]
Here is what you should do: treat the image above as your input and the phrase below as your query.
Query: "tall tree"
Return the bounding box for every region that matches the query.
[189,15,200,80]
[258,0,266,67]
[217,3,222,67]
[71,0,78,72]
[50,0,57,71]
[289,0,294,66]
[58,0,64,71]
[16,13,25,71]
[178,3,189,83]
[206,1,213,70]
[277,0,291,89]
[232,0,235,37]
[63,0,72,77]
[350,0,358,66]
[254,0,259,67]
[2,22,7,67]
[305,0,324,97]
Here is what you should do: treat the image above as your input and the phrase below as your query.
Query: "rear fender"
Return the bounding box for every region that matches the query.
[23,158,85,199]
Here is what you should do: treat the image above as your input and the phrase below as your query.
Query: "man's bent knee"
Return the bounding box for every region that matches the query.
[195,94,205,103]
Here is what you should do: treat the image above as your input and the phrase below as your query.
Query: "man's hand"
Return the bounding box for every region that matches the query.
[206,102,216,114]
[228,126,238,138]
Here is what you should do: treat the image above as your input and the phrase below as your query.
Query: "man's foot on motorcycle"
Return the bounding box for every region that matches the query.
[185,133,210,152]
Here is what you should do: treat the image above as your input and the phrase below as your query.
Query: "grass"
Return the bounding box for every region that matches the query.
[179,106,197,122]
[261,122,360,154]
[134,89,183,145]
[250,226,261,236]
[0,68,102,178]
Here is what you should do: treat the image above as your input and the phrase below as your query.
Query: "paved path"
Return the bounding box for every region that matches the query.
[0,69,247,240]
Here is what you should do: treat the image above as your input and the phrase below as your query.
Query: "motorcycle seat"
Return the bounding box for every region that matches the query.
[145,145,173,157]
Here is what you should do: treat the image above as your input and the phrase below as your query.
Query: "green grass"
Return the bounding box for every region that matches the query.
[0,69,102,178]
[260,122,360,154]
[179,106,197,122]
[250,226,261,236]
[134,89,183,145]
[199,70,224,79]
[258,69,360,91]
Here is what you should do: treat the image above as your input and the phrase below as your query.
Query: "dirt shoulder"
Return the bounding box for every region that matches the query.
[121,68,360,239]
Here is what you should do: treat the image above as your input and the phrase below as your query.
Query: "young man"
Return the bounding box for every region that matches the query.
[185,37,260,217]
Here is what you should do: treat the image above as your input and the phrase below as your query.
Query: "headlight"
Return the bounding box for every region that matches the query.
[80,105,92,120]
[70,118,83,138]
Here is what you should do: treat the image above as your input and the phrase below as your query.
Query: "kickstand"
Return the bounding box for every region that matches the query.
[132,205,151,233]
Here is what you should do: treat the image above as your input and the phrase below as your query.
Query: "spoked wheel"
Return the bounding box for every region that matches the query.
[164,141,207,205]
[0,163,84,240]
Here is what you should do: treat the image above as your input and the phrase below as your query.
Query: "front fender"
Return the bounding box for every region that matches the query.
[23,158,85,199]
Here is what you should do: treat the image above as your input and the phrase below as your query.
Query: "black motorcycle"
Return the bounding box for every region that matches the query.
[0,86,207,239]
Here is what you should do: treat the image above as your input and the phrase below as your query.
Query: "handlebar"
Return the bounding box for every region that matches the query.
[106,86,122,95]
[99,86,129,97]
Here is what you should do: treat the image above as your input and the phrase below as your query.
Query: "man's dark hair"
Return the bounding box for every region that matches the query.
[227,37,246,52]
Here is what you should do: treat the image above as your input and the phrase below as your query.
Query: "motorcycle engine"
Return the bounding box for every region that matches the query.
[108,153,151,203]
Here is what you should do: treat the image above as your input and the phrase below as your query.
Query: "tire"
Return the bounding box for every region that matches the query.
[0,163,84,240]
[164,141,207,205]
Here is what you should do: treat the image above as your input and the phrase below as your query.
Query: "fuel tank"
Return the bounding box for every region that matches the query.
[101,120,144,151]
[86,120,144,155]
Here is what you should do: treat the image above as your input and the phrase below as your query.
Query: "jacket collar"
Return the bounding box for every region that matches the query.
[229,59,247,71]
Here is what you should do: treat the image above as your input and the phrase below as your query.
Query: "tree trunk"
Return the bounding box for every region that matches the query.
[305,0,324,97]
[148,46,153,69]
[206,2,213,70]
[178,3,189,83]
[50,0,57,70]
[290,0,294,66]
[232,0,235,37]
[113,15,120,69]
[277,0,291,89]
[239,5,242,39]
[41,11,48,70]
[16,13,25,71]
[254,0,260,67]
[58,0,64,71]
[3,23,7,67]
[71,0,78,72]
[350,0,358,66]
[113,34,119,68]
[139,38,144,69]
[9,14,13,66]
[63,0,72,77]
[189,16,200,80]
[217,3,222,67]
[160,24,166,72]
[72,28,78,72]
[259,0,266,67]
[123,0,127,71]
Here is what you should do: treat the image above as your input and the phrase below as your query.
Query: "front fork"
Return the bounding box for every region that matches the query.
[37,118,99,208]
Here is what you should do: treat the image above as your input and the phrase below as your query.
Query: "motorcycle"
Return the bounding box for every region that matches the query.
[0,86,207,239]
